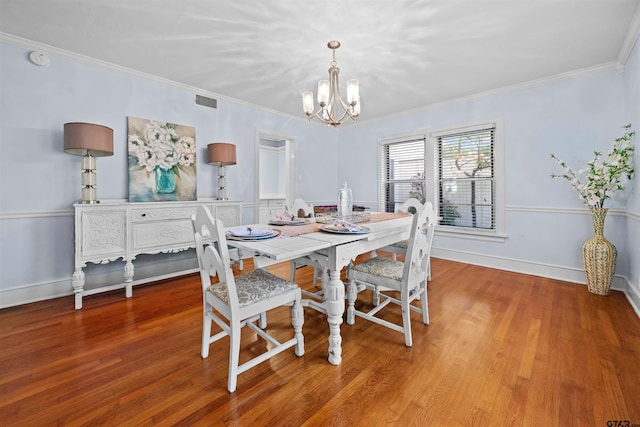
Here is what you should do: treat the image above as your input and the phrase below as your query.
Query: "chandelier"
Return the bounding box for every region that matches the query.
[302,41,360,127]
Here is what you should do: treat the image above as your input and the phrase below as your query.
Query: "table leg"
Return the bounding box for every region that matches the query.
[325,269,344,365]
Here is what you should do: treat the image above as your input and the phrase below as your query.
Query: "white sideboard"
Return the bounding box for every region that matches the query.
[72,199,242,309]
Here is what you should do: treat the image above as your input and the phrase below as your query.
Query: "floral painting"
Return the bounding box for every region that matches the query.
[127,117,197,202]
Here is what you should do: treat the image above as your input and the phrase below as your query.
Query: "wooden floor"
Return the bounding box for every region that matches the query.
[1,256,639,426]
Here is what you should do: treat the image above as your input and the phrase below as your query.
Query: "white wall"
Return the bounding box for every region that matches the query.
[0,36,638,310]
[623,36,640,310]
[0,41,338,305]
[338,55,638,308]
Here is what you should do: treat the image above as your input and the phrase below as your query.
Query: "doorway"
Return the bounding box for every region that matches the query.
[254,129,296,223]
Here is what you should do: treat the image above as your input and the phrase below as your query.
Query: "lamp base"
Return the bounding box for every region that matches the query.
[217,166,228,200]
[79,200,100,204]
[217,186,228,200]
[80,154,100,204]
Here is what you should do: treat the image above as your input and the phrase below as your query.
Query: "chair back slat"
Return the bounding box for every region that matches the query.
[288,198,315,218]
[395,198,424,215]
[403,201,436,287]
[192,205,239,309]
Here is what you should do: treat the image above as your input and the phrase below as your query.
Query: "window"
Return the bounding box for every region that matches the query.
[436,126,495,230]
[379,120,504,240]
[378,135,427,213]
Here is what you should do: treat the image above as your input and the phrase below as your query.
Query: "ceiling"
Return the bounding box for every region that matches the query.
[1,0,639,123]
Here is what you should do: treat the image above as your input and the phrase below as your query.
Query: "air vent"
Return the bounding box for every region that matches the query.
[195,94,217,109]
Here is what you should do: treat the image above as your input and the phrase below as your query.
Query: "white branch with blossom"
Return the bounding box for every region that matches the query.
[550,124,635,208]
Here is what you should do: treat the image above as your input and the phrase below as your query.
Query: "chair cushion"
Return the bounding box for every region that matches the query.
[207,269,297,307]
[389,239,409,250]
[352,256,421,282]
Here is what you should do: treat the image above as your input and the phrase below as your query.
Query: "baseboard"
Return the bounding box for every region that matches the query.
[3,247,639,320]
[432,247,640,318]
[0,255,200,309]
[0,277,73,309]
[621,278,640,318]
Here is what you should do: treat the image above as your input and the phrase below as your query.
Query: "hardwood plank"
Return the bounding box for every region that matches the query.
[1,258,639,426]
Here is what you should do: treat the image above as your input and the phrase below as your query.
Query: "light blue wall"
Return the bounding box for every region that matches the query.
[623,37,640,305]
[337,55,637,296]
[0,42,338,296]
[0,37,638,308]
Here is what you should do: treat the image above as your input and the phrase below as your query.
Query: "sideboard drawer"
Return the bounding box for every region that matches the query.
[130,206,197,223]
[131,219,194,251]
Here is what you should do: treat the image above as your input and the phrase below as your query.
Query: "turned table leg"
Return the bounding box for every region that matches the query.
[325,269,344,365]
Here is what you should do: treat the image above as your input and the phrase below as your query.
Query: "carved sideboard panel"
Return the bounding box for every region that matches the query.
[73,199,242,309]
[81,210,126,259]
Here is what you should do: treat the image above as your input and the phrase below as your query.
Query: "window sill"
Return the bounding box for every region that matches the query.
[435,227,508,243]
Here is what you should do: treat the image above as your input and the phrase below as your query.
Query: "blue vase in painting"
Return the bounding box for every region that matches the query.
[155,167,176,193]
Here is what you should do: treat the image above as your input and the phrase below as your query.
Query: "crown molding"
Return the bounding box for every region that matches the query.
[0,32,312,125]
[0,31,631,129]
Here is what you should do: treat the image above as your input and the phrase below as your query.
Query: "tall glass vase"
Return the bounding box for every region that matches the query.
[582,207,617,295]
[154,167,176,194]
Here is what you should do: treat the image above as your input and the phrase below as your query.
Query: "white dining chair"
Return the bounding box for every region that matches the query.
[192,205,304,392]
[288,198,315,219]
[380,198,432,281]
[346,202,436,347]
[287,199,327,290]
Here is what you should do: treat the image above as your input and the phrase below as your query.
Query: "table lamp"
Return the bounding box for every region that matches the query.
[207,143,236,200]
[64,122,114,204]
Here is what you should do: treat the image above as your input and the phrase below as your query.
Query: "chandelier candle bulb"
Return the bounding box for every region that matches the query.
[303,92,314,114]
[318,81,330,104]
[347,80,359,104]
[353,95,361,114]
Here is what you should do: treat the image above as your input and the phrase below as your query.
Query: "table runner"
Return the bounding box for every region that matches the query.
[279,212,411,238]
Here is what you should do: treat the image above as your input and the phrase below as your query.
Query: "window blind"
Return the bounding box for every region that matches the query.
[437,126,495,229]
[380,138,426,213]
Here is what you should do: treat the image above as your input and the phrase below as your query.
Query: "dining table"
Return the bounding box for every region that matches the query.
[225,212,413,365]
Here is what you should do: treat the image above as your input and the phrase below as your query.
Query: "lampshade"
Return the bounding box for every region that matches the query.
[207,143,236,166]
[64,122,114,156]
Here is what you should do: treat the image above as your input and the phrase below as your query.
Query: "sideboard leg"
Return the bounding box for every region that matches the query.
[72,269,85,310]
[124,261,134,298]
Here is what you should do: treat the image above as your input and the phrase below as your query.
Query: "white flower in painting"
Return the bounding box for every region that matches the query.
[128,119,196,173]
[144,121,174,145]
[175,135,196,166]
